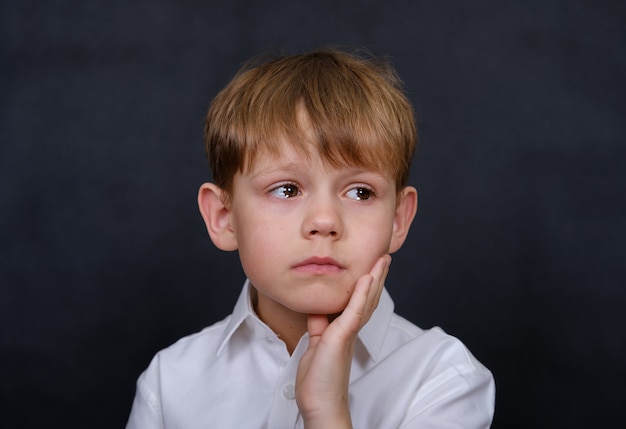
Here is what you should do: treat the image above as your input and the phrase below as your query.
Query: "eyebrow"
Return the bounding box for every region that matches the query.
[249,162,390,184]
[247,162,304,178]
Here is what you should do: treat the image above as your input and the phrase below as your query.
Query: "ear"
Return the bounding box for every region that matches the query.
[197,183,238,251]
[389,186,418,254]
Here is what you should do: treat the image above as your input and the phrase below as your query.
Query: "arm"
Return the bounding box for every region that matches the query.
[400,362,495,429]
[295,255,391,429]
[126,370,164,429]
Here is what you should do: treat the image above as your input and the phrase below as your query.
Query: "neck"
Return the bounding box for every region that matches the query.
[252,287,308,355]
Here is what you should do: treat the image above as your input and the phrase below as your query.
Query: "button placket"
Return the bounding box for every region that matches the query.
[267,335,310,428]
[282,383,296,400]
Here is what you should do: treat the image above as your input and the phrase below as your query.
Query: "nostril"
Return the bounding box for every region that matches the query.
[308,229,338,237]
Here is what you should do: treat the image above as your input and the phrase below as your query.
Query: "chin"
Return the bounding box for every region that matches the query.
[297,297,350,316]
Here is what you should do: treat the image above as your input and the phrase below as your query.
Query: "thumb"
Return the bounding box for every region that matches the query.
[306,314,329,347]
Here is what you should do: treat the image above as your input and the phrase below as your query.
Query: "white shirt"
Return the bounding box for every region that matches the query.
[126,281,495,429]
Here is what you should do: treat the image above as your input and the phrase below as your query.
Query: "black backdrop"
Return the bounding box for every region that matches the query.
[1,1,625,427]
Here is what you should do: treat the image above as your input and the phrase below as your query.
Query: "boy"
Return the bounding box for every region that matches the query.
[126,48,495,428]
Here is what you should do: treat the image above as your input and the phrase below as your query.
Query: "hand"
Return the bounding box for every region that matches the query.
[295,255,391,429]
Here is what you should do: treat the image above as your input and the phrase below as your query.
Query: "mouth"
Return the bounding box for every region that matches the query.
[292,257,345,274]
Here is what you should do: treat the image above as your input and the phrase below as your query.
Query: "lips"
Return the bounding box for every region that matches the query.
[292,257,344,274]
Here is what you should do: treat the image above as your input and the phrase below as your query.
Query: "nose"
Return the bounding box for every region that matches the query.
[302,194,343,239]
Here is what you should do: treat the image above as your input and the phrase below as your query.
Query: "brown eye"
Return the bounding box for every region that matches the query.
[347,187,373,200]
[270,184,300,199]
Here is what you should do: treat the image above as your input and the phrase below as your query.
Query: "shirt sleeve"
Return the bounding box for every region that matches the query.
[399,362,496,429]
[125,363,165,429]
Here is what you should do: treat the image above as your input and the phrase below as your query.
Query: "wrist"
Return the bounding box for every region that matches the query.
[303,410,352,429]
[300,394,352,429]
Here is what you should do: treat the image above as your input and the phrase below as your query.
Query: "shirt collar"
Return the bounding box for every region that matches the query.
[216,279,258,355]
[217,279,395,361]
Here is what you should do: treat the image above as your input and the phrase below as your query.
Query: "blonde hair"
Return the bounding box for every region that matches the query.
[204,48,417,197]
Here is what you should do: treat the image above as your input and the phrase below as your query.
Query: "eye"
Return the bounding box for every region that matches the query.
[346,187,374,201]
[269,183,300,199]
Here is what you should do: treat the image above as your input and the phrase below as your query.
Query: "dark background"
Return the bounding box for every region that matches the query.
[1,0,624,427]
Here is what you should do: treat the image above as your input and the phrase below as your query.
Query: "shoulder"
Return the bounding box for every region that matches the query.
[353,315,495,427]
[386,313,490,375]
[145,315,232,373]
[127,316,234,428]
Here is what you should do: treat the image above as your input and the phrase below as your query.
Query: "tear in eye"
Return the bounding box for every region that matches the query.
[270,184,300,199]
[347,187,373,200]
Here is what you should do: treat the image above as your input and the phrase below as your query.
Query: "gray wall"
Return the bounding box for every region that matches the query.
[1,0,624,427]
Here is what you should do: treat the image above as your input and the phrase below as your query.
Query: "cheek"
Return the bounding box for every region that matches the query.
[235,221,286,278]
[353,212,395,250]
[350,236,392,277]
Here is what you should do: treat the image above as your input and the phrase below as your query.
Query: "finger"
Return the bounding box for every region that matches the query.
[307,313,330,338]
[333,273,373,338]
[364,255,390,317]
[375,254,390,297]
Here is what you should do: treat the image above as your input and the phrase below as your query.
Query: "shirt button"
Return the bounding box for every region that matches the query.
[282,384,296,400]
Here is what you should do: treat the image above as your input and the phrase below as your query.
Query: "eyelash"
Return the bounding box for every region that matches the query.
[268,183,376,201]
[346,186,375,201]
[269,183,301,199]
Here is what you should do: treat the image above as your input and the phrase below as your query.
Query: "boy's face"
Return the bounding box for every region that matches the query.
[210,138,417,319]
